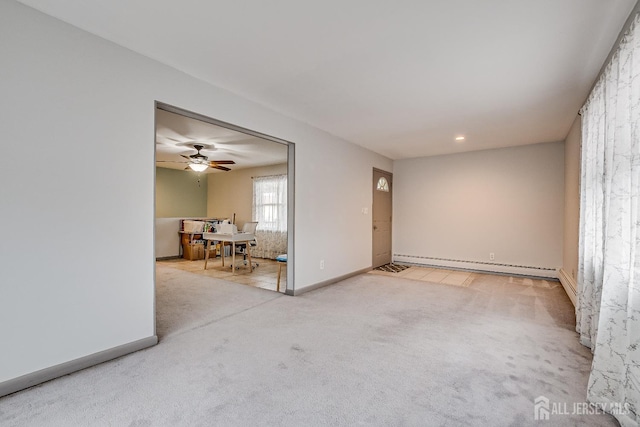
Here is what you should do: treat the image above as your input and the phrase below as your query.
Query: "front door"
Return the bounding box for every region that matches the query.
[372,169,393,268]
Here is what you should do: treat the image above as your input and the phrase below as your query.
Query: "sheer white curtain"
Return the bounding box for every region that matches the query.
[578,12,640,426]
[252,174,287,259]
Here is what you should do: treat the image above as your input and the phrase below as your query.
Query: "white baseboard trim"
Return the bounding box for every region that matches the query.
[558,268,577,306]
[0,335,158,398]
[293,267,372,296]
[393,254,558,279]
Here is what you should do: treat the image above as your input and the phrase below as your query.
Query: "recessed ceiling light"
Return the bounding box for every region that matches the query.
[455,136,465,141]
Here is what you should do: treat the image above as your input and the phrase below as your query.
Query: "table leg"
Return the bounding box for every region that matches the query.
[204,240,210,270]
[232,242,236,274]
[246,243,253,272]
[220,242,225,267]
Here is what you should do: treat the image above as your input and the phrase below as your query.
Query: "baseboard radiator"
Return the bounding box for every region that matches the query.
[558,268,577,306]
[393,254,558,279]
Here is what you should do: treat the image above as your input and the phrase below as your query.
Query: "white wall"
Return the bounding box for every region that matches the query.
[393,142,564,276]
[0,1,392,385]
[155,218,183,258]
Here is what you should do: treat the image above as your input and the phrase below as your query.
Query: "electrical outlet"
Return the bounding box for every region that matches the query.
[489,253,495,261]
[320,260,325,270]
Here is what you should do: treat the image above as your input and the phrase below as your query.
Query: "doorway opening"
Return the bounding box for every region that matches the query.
[154,102,295,336]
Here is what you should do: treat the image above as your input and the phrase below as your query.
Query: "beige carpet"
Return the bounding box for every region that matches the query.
[0,264,616,426]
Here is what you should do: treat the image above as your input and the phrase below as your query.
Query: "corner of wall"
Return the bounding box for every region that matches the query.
[558,268,577,306]
[561,115,582,306]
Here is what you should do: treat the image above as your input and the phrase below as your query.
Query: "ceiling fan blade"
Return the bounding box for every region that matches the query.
[211,165,231,171]
[180,154,192,160]
[209,160,235,164]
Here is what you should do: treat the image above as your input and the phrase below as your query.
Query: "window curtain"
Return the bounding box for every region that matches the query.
[577,12,640,426]
[252,174,287,259]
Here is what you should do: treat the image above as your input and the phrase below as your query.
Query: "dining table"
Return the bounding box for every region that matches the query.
[202,232,256,274]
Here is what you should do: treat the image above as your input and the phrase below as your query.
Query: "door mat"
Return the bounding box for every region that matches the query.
[375,263,410,273]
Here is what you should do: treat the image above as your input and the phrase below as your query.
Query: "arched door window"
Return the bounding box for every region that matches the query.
[376,176,389,192]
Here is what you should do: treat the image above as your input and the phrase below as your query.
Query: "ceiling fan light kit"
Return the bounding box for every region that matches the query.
[157,143,236,172]
[188,163,208,172]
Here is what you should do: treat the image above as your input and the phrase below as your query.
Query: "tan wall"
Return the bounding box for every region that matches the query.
[207,163,288,226]
[393,142,565,274]
[563,116,581,282]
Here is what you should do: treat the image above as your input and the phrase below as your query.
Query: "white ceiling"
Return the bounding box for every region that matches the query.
[155,108,287,173]
[18,0,637,159]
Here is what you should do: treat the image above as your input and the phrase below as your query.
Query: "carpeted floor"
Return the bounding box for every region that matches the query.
[0,265,616,426]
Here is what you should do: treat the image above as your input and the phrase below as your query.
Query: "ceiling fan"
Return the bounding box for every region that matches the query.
[157,144,235,172]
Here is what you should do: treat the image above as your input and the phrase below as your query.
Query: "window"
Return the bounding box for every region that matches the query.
[376,176,389,192]
[252,174,287,232]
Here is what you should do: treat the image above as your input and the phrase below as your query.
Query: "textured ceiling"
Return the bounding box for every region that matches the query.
[18,0,637,159]
[155,109,287,173]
